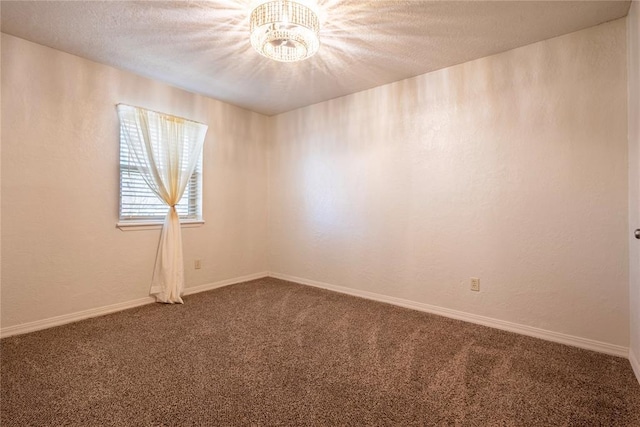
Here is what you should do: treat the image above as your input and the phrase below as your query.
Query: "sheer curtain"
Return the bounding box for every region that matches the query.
[117,104,208,303]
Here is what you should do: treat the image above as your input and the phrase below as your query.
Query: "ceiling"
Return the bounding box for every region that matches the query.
[0,1,631,116]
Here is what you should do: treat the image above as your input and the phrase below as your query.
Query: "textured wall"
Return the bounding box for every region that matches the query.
[1,19,632,350]
[1,34,269,328]
[269,20,629,346]
[629,2,640,368]
[0,34,2,326]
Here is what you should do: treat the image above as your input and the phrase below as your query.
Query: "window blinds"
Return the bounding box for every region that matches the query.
[119,121,202,222]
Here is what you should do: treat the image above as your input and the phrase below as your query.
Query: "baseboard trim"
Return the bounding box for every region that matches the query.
[0,296,155,339]
[0,271,269,339]
[268,272,629,358]
[3,271,629,360]
[182,272,269,296]
[630,349,640,384]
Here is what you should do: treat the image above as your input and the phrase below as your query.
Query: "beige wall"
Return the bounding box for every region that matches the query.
[1,34,269,328]
[1,19,633,352]
[269,20,629,346]
[628,1,640,374]
[0,33,3,327]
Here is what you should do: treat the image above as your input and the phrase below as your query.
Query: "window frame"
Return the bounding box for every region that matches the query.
[117,132,204,231]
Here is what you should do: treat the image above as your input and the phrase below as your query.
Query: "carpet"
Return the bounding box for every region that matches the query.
[2,277,639,426]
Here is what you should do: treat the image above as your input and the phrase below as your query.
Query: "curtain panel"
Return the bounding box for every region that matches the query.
[117,104,208,303]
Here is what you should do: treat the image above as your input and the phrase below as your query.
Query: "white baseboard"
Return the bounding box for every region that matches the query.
[268,272,629,358]
[3,270,630,361]
[182,272,268,296]
[630,348,640,385]
[1,296,154,339]
[0,271,269,339]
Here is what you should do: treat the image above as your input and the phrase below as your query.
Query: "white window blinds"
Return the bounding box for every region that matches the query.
[119,119,202,222]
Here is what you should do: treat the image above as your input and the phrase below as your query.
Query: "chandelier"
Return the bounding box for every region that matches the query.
[250,0,320,62]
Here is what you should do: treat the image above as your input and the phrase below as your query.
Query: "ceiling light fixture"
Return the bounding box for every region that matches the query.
[250,0,320,63]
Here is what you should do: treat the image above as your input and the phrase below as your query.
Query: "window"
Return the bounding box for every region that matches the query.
[118,128,203,223]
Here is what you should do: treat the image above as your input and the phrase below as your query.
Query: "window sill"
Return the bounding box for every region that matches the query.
[116,220,205,231]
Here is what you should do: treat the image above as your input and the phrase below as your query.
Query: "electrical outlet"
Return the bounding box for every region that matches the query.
[470,277,480,292]
[194,259,202,270]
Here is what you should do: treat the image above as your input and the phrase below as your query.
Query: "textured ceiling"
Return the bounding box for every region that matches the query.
[0,1,631,115]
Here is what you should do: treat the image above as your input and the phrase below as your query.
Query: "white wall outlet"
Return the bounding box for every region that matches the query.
[194,259,202,270]
[470,277,480,292]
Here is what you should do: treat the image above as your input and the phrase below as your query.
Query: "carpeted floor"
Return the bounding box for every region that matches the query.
[2,278,639,426]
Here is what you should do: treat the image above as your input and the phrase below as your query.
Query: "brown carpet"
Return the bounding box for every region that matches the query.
[2,277,639,426]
